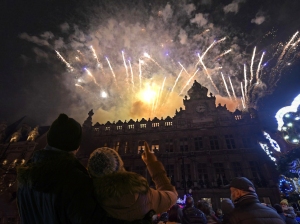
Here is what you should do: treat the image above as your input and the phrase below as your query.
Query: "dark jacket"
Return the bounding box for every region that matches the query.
[182,206,207,224]
[228,196,285,224]
[17,149,107,224]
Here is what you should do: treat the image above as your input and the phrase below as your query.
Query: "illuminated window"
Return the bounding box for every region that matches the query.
[94,128,100,132]
[152,140,159,151]
[180,138,188,151]
[138,141,145,154]
[235,115,242,120]
[152,122,159,127]
[165,121,172,127]
[194,137,203,151]
[105,126,110,131]
[140,124,146,128]
[225,135,236,149]
[117,125,122,130]
[165,139,174,152]
[128,124,134,129]
[209,136,219,150]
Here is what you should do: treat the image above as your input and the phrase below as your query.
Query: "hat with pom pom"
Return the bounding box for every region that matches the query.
[88,147,124,177]
[47,113,82,152]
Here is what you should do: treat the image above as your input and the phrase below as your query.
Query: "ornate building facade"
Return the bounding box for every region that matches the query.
[77,80,281,208]
[0,80,281,223]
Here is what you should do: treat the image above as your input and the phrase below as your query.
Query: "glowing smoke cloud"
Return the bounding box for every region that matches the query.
[275,94,300,131]
[19,2,300,123]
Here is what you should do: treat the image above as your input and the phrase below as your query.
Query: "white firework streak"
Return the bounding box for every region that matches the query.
[139,59,142,90]
[171,68,184,93]
[128,60,134,92]
[198,53,219,92]
[249,47,256,86]
[90,46,102,68]
[179,68,199,95]
[154,77,166,113]
[84,68,100,87]
[195,41,216,68]
[221,72,232,100]
[55,50,74,72]
[278,31,299,63]
[244,64,247,99]
[105,57,118,88]
[121,51,129,88]
[241,82,246,108]
[256,51,265,84]
[241,97,246,109]
[214,49,232,60]
[178,62,190,76]
[228,76,237,101]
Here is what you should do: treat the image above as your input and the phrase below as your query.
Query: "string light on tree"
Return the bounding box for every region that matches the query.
[279,175,295,195]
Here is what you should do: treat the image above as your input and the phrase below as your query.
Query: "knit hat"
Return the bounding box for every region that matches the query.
[280,199,288,205]
[47,114,82,152]
[88,147,124,177]
[229,177,256,192]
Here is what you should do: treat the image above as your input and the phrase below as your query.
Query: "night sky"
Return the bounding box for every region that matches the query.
[1,0,299,131]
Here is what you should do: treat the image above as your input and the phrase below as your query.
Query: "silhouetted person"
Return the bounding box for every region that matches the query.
[182,196,207,224]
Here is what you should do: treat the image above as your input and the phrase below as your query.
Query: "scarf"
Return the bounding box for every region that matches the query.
[233,192,258,205]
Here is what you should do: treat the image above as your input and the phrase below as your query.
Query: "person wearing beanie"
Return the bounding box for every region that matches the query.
[16,114,111,224]
[221,198,234,224]
[181,197,207,224]
[228,177,285,224]
[280,199,298,224]
[87,141,178,222]
[273,204,286,222]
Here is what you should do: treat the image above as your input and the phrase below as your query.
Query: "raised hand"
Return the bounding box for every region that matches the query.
[141,141,157,165]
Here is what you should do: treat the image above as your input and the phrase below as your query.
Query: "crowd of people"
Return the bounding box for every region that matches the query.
[15,114,300,224]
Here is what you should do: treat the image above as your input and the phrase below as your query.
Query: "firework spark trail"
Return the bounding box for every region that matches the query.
[256,51,265,83]
[154,77,166,113]
[170,68,184,93]
[122,51,129,88]
[241,97,246,109]
[228,76,237,101]
[241,82,246,108]
[277,31,299,63]
[194,41,216,68]
[55,50,74,72]
[90,46,102,68]
[84,68,101,87]
[179,68,199,95]
[105,57,118,88]
[139,59,142,90]
[221,72,232,100]
[128,60,135,92]
[178,62,190,76]
[249,47,256,86]
[144,52,165,70]
[244,64,247,99]
[198,53,219,92]
[214,49,232,60]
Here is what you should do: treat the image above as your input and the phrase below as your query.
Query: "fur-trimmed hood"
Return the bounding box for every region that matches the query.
[93,171,149,201]
[17,149,88,192]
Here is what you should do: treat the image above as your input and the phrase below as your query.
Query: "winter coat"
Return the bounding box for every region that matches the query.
[228,196,285,224]
[17,149,109,224]
[182,206,207,224]
[93,160,178,221]
[283,207,298,224]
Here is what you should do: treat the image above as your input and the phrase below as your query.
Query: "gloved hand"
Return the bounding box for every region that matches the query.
[141,141,157,165]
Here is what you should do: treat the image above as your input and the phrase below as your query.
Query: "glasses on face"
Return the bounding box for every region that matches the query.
[281,204,287,206]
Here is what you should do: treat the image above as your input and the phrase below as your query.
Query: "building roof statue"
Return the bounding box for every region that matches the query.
[187,80,209,100]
